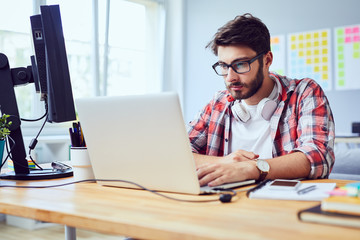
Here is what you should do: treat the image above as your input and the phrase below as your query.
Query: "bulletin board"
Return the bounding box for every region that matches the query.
[270,35,286,75]
[334,24,360,90]
[287,29,332,91]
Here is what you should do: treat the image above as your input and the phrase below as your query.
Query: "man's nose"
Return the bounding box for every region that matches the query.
[225,67,238,82]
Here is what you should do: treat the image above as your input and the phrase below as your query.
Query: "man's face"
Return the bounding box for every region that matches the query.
[217,46,264,101]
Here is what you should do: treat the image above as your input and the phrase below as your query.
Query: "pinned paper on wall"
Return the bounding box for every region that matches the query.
[287,29,332,91]
[334,24,360,90]
[270,35,286,75]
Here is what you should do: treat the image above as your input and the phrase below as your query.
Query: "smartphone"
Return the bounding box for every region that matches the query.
[268,179,301,190]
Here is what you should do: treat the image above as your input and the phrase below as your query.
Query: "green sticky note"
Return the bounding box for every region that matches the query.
[338,80,345,86]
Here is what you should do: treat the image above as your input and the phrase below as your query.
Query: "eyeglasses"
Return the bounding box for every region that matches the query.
[212,52,266,76]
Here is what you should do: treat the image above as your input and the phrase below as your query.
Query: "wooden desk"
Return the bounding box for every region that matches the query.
[0,178,359,240]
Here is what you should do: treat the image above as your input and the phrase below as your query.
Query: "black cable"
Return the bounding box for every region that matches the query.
[0,179,239,203]
[20,110,48,122]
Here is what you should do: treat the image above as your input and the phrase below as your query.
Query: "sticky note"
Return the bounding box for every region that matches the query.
[323,57,328,63]
[306,42,312,48]
[291,35,296,41]
[345,27,352,34]
[299,42,304,49]
[354,35,360,42]
[354,43,360,50]
[314,49,320,55]
[314,58,320,63]
[354,52,360,59]
[338,62,344,69]
[306,33,311,39]
[314,32,319,38]
[299,35,304,41]
[338,45,344,52]
[322,65,328,71]
[322,40,328,46]
[306,50,311,56]
[337,29,344,36]
[345,36,352,43]
[338,80,345,86]
[314,66,320,72]
[338,54,344,60]
[299,51,304,57]
[339,71,345,77]
[314,41,319,47]
[322,48,328,54]
[291,44,296,50]
[306,58,312,64]
[322,74,328,80]
[321,31,328,37]
[353,27,360,33]
[271,37,280,44]
[337,38,344,44]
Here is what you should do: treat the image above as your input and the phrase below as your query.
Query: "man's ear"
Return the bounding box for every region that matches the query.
[264,51,273,69]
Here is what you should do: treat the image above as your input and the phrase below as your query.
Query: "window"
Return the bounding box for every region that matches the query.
[0,0,165,133]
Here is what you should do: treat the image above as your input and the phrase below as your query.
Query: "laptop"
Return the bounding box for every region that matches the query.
[75,93,255,195]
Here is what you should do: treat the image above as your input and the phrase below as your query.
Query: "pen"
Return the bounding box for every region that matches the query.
[297,185,316,195]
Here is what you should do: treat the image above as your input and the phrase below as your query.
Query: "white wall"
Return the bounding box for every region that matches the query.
[183,0,360,134]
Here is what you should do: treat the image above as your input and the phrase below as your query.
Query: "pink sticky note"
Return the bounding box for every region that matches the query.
[345,36,352,43]
[354,35,360,42]
[328,188,348,196]
[353,27,360,33]
[345,27,353,34]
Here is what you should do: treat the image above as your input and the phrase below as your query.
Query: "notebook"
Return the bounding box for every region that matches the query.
[75,92,255,195]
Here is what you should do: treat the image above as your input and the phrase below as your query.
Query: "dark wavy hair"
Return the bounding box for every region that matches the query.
[206,13,270,56]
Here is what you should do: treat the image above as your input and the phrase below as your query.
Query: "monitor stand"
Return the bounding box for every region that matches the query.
[0,168,73,180]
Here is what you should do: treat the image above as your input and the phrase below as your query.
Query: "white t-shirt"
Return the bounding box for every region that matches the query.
[229,77,281,159]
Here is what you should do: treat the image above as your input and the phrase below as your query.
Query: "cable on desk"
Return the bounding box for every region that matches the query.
[0,178,240,203]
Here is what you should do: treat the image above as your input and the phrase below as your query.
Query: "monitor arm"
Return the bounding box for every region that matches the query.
[0,53,34,175]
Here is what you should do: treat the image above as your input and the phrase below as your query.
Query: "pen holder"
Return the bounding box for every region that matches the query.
[70,147,95,182]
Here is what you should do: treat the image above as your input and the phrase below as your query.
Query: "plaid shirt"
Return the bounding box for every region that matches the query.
[187,73,335,179]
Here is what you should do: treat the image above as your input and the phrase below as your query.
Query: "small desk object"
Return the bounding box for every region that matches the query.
[0,178,359,240]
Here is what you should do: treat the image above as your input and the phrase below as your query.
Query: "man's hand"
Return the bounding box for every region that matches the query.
[220,150,259,164]
[197,161,258,187]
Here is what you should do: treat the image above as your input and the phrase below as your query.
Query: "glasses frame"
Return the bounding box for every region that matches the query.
[212,51,266,76]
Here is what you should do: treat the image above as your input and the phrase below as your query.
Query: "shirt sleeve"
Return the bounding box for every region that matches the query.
[292,79,335,179]
[186,101,213,154]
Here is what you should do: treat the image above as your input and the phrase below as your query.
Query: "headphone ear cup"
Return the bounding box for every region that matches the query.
[257,98,277,121]
[231,102,250,122]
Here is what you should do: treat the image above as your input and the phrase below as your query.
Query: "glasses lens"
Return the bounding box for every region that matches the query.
[215,64,228,76]
[232,61,250,74]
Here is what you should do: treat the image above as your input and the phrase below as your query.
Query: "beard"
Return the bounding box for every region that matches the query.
[225,61,264,100]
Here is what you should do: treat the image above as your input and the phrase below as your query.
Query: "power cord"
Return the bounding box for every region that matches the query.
[0,178,246,203]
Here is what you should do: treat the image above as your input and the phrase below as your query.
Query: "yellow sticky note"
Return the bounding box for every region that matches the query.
[306,58,312,64]
[306,42,312,48]
[314,32,319,39]
[314,58,320,63]
[322,48,328,55]
[299,51,304,57]
[322,40,328,46]
[306,50,312,56]
[314,41,319,47]
[299,34,304,41]
[322,74,328,80]
[291,44,296,50]
[314,66,320,72]
[314,49,320,55]
[291,35,296,41]
[299,42,304,49]
[322,65,328,71]
[306,33,312,40]
[321,31,328,38]
[323,57,328,63]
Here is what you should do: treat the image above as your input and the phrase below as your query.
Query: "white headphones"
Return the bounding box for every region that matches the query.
[230,98,277,122]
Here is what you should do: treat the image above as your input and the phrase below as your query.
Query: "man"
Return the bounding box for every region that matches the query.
[187,13,335,187]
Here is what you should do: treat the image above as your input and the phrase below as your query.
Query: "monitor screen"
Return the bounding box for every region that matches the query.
[0,4,75,180]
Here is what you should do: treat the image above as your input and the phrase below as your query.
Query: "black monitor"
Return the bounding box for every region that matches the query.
[0,5,76,180]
